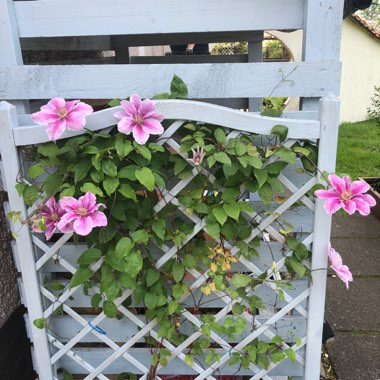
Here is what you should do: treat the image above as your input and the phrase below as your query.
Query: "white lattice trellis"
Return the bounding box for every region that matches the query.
[0,97,339,380]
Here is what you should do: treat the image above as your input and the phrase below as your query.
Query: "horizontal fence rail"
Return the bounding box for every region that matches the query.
[14,0,304,38]
[13,99,321,146]
[0,62,340,100]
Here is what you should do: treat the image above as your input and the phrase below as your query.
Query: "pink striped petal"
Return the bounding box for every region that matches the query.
[59,197,80,212]
[65,112,87,130]
[314,189,340,199]
[120,99,137,116]
[352,197,371,216]
[132,125,150,144]
[48,97,66,111]
[324,199,342,214]
[141,118,164,135]
[351,180,370,195]
[342,199,356,215]
[130,94,142,111]
[139,99,156,118]
[73,101,93,115]
[32,110,59,125]
[117,117,135,134]
[329,174,346,193]
[73,216,94,236]
[90,211,108,227]
[46,119,67,141]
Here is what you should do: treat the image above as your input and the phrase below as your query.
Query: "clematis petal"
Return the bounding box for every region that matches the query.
[47,97,66,112]
[117,117,135,134]
[141,118,164,135]
[72,101,93,115]
[120,99,137,116]
[65,112,87,131]
[45,224,56,240]
[130,94,142,111]
[314,189,340,199]
[343,176,352,192]
[361,193,377,207]
[114,111,126,120]
[351,179,370,195]
[90,211,108,227]
[59,197,80,212]
[342,199,356,215]
[138,99,156,118]
[323,199,342,214]
[352,197,371,216]
[79,192,96,211]
[328,174,346,194]
[335,265,353,289]
[46,119,67,141]
[65,100,80,112]
[132,125,150,144]
[73,216,94,236]
[32,110,59,125]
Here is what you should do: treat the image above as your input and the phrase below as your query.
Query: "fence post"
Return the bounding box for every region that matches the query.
[304,93,340,379]
[0,102,53,380]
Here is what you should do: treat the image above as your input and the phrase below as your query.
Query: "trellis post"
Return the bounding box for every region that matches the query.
[305,93,340,380]
[0,102,53,380]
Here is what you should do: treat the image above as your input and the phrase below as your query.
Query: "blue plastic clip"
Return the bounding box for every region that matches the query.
[88,322,106,335]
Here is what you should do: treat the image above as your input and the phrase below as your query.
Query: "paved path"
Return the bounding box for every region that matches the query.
[325,213,380,380]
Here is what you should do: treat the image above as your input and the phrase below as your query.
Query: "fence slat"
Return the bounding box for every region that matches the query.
[14,0,304,38]
[0,62,341,100]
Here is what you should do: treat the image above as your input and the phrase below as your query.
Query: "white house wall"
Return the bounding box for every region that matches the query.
[340,19,380,122]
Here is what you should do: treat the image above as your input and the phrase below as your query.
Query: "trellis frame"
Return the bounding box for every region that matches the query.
[1,96,339,379]
[0,0,344,378]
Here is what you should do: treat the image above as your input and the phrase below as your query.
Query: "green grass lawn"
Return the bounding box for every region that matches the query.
[336,119,380,179]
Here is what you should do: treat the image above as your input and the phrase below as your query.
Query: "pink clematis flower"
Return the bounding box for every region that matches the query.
[328,243,353,289]
[189,146,205,166]
[113,94,164,145]
[32,98,93,141]
[315,174,376,215]
[32,197,65,240]
[57,192,107,236]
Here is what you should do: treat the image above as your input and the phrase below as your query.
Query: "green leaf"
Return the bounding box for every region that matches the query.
[69,267,93,288]
[91,155,101,171]
[172,262,185,282]
[223,202,240,221]
[205,222,220,239]
[271,335,283,345]
[74,159,92,183]
[265,161,288,175]
[103,300,118,318]
[247,155,263,169]
[223,161,239,177]
[33,317,47,329]
[267,177,284,194]
[254,168,268,189]
[118,184,137,201]
[286,256,306,277]
[115,237,134,258]
[77,248,102,265]
[120,273,137,289]
[183,254,196,269]
[231,274,252,288]
[213,206,228,225]
[135,167,155,191]
[152,219,166,240]
[22,185,39,206]
[108,98,121,107]
[102,159,118,177]
[214,152,231,166]
[275,148,296,164]
[258,182,273,205]
[258,355,269,369]
[115,139,133,158]
[221,188,240,203]
[80,183,104,197]
[134,144,152,161]
[103,176,119,196]
[118,165,139,180]
[44,173,63,197]
[144,292,157,309]
[60,185,75,197]
[238,202,254,213]
[174,159,189,176]
[235,141,247,156]
[296,338,302,347]
[146,269,160,287]
[28,164,44,179]
[91,293,102,309]
[293,146,311,156]
[37,143,58,157]
[15,183,26,196]
[170,75,188,98]
[214,128,227,144]
[124,250,143,278]
[131,229,150,244]
[285,348,296,363]
[271,125,289,142]
[184,354,194,366]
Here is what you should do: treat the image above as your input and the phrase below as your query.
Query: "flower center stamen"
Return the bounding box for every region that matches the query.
[134,114,144,125]
[51,213,58,221]
[77,207,88,216]
[341,190,352,201]
[57,108,68,118]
